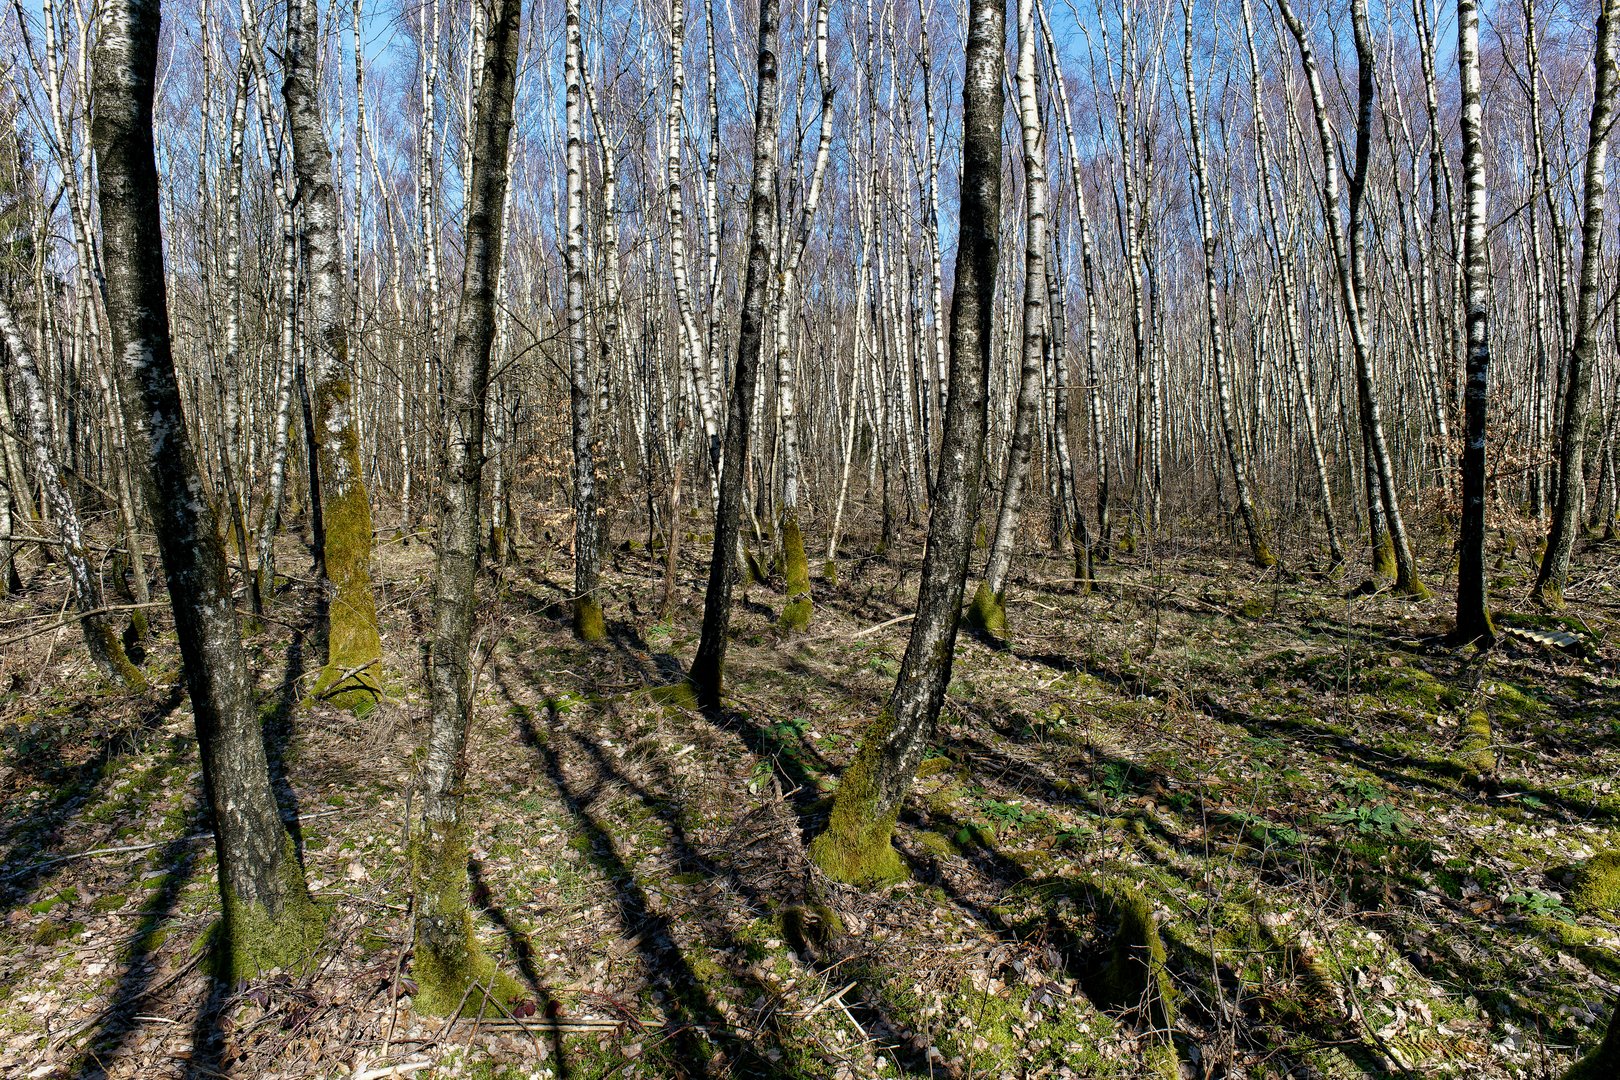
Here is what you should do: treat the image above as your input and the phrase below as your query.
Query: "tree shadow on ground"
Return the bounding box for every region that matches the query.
[66,792,206,1078]
[0,686,183,916]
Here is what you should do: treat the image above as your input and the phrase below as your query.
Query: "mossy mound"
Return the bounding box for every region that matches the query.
[915,755,954,779]
[1572,851,1620,915]
[1090,884,1175,1033]
[965,580,1007,638]
[1459,710,1496,780]
[821,559,838,586]
[915,831,955,859]
[645,681,701,715]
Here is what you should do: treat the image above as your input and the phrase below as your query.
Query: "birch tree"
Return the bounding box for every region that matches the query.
[91,0,323,978]
[412,0,524,1014]
[809,0,1003,883]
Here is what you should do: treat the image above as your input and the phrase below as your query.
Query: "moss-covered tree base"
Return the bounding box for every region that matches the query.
[212,839,329,983]
[411,827,529,1016]
[311,663,382,716]
[1253,540,1277,569]
[1396,574,1433,600]
[1563,1002,1619,1079]
[574,595,605,642]
[778,514,813,633]
[810,710,913,886]
[821,559,837,586]
[808,829,908,886]
[964,581,1007,638]
[1372,539,1398,581]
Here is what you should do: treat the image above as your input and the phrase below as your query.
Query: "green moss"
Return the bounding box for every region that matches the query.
[964,580,1007,638]
[1572,851,1620,915]
[91,618,147,692]
[32,919,85,947]
[310,377,384,716]
[1372,536,1397,580]
[915,755,954,779]
[28,887,77,914]
[1236,596,1268,620]
[1459,711,1496,779]
[1564,1005,1619,1080]
[1396,571,1434,600]
[214,834,328,982]
[1254,539,1277,569]
[821,559,837,586]
[1091,883,1174,1033]
[743,549,769,585]
[916,830,955,858]
[778,514,812,632]
[89,892,126,914]
[954,822,996,849]
[645,681,700,714]
[573,595,605,642]
[410,822,526,1016]
[808,710,909,886]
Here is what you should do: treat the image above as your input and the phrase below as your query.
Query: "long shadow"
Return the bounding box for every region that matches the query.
[68,793,207,1079]
[0,687,183,914]
[180,977,231,1080]
[942,690,1599,1062]
[262,621,311,855]
[468,856,568,1075]
[517,695,728,1079]
[494,657,918,1077]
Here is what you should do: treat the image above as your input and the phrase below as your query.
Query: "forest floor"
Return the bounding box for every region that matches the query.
[1,514,1618,1080]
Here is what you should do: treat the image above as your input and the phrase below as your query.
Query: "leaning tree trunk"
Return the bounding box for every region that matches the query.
[0,296,144,690]
[412,0,523,1016]
[1454,0,1494,643]
[966,0,1044,639]
[91,0,322,979]
[1536,0,1618,608]
[565,0,602,641]
[284,0,384,711]
[808,0,1002,884]
[688,0,781,710]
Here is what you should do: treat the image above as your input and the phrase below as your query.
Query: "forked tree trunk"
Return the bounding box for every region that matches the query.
[92,0,322,979]
[1453,0,1493,643]
[690,0,780,709]
[808,0,1002,884]
[412,0,523,1016]
[1536,0,1618,608]
[284,0,385,709]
